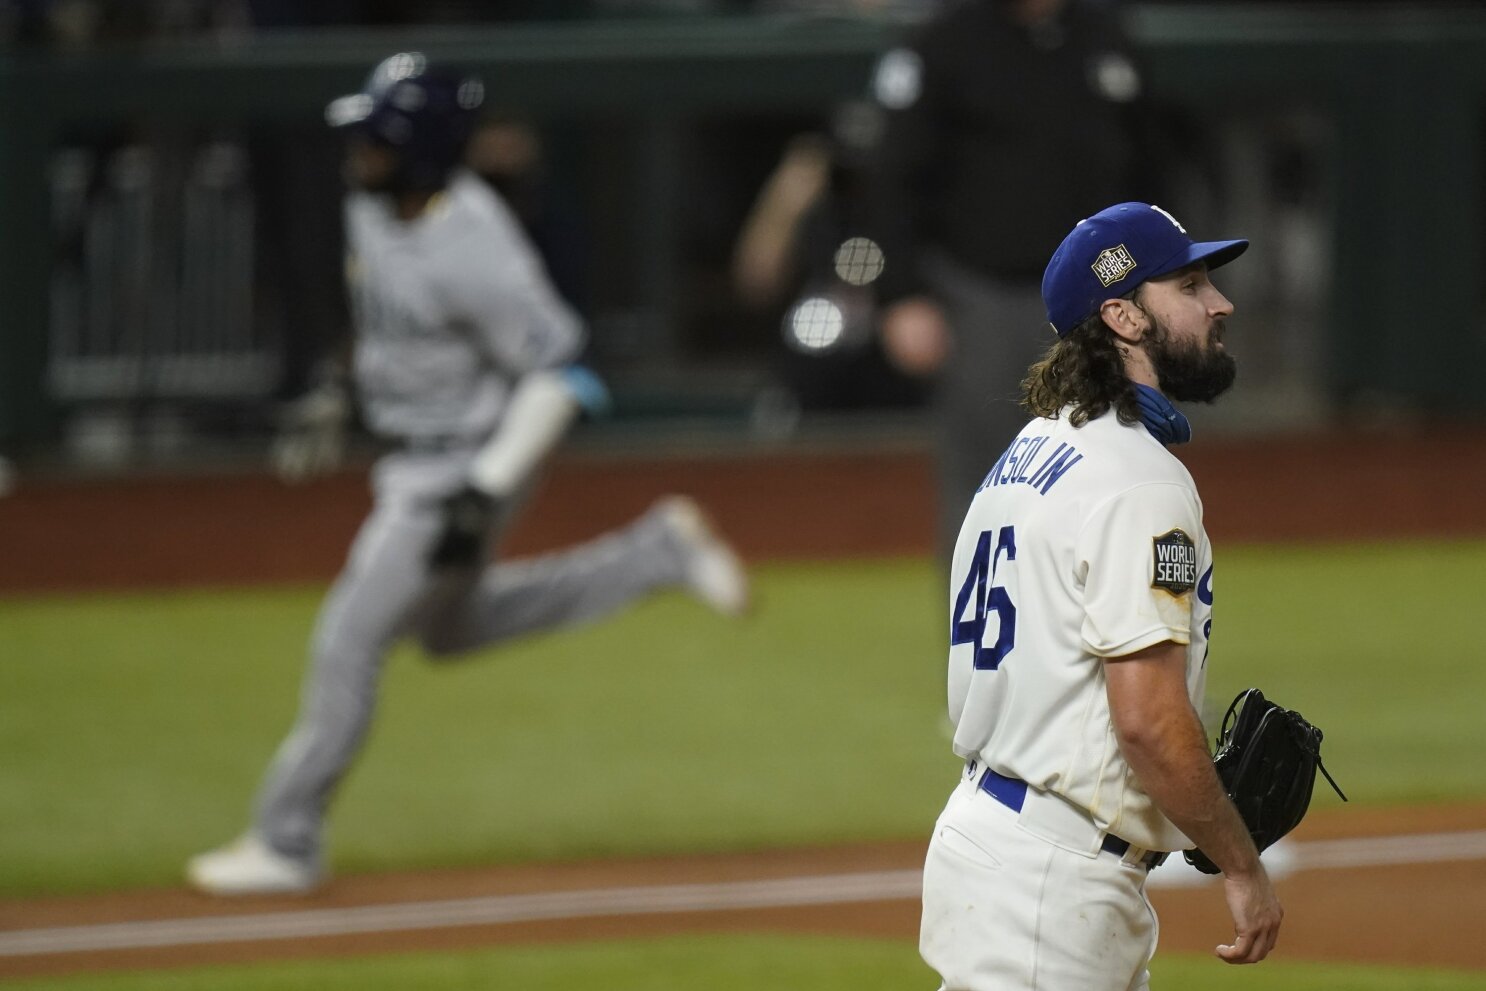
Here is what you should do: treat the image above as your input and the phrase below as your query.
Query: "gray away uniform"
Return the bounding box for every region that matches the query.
[253,172,694,862]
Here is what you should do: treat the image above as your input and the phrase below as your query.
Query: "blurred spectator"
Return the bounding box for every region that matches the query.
[466,115,592,315]
[865,0,1156,558]
[731,101,925,411]
[734,132,836,311]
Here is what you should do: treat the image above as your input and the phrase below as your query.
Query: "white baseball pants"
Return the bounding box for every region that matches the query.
[920,774,1159,991]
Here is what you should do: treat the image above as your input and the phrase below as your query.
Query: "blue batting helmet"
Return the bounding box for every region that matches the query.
[326,52,485,192]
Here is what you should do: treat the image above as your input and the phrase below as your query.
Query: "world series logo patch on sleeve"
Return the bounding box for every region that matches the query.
[1151,528,1197,594]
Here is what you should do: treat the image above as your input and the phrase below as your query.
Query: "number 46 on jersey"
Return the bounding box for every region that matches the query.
[951,526,1018,671]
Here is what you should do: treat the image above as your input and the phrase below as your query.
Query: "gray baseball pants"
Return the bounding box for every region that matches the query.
[251,447,689,862]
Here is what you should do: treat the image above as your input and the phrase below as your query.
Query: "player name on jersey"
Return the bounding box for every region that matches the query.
[978,436,1085,496]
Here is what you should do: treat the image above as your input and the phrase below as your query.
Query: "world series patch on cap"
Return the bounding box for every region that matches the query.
[1041,202,1249,337]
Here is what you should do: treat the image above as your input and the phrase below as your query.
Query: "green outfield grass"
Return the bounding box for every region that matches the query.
[1199,539,1486,803]
[5,937,1486,991]
[1,540,1483,897]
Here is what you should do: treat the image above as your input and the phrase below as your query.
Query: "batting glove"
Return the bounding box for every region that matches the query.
[270,380,351,483]
[429,485,502,570]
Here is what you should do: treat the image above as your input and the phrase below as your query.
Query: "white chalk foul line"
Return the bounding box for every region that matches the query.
[0,870,923,958]
[1146,829,1486,889]
[4,829,1485,959]
[1293,830,1486,870]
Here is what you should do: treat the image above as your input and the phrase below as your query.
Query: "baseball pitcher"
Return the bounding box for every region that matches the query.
[920,203,1282,989]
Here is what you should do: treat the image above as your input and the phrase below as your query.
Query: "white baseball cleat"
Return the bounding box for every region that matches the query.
[659,496,750,617]
[186,834,322,896]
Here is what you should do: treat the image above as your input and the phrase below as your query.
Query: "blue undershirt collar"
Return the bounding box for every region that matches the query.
[1133,383,1191,446]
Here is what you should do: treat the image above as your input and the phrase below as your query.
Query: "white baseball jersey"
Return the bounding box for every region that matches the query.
[946,406,1214,852]
[345,170,584,442]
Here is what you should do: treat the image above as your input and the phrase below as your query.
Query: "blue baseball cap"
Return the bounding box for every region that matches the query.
[1041,202,1248,337]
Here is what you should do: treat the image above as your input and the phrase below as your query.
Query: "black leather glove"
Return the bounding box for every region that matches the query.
[428,486,501,570]
[1185,688,1347,875]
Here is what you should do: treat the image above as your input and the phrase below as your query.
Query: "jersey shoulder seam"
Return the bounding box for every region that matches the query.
[1074,479,1201,549]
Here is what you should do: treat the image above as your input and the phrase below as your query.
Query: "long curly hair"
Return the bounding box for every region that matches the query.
[1021,311,1139,427]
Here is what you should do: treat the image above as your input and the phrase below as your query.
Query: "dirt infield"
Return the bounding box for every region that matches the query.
[2,425,1484,978]
[2,803,1485,979]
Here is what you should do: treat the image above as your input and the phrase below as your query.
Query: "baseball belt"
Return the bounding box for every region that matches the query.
[972,763,1168,871]
[379,434,481,455]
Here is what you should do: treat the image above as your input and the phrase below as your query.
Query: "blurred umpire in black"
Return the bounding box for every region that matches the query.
[865,0,1155,559]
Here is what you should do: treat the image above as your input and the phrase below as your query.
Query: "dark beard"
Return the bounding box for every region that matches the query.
[1145,315,1237,403]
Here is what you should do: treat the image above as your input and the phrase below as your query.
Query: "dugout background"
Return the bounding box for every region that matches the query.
[0,3,1483,467]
